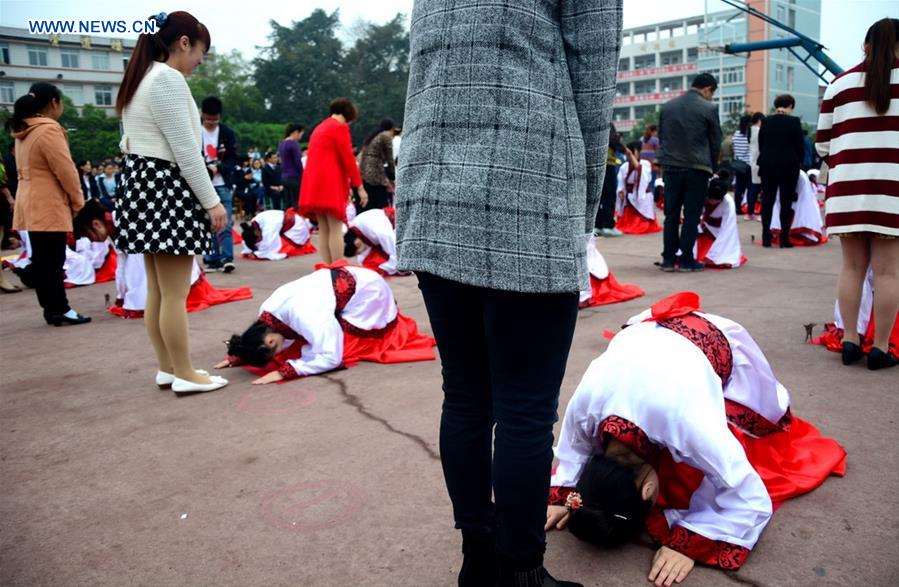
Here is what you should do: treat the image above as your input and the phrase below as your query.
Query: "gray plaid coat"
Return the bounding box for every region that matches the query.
[396,0,623,293]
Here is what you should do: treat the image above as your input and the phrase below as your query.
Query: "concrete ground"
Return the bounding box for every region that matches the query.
[1,219,897,587]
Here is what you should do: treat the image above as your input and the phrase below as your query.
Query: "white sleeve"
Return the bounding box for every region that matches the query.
[284,317,344,377]
[148,69,220,209]
[616,164,627,194]
[551,392,595,489]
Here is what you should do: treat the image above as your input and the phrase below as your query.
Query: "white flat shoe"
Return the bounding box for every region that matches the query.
[171,375,228,395]
[156,370,209,389]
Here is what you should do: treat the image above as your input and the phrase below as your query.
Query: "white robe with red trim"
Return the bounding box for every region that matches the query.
[113,252,203,312]
[63,237,113,286]
[834,267,874,333]
[242,210,312,261]
[553,311,791,551]
[258,266,398,377]
[6,230,32,269]
[772,171,824,242]
[694,195,744,268]
[616,160,655,221]
[349,209,398,275]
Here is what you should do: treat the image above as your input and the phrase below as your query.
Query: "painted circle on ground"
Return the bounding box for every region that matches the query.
[236,385,318,415]
[259,480,366,532]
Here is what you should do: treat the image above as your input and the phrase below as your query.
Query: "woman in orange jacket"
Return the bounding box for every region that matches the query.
[11,82,90,326]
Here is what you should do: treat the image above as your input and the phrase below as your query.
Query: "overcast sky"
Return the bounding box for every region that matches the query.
[2,0,897,77]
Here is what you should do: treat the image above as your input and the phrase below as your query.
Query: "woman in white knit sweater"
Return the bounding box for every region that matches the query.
[116,11,228,394]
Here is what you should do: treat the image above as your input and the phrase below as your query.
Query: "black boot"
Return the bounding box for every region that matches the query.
[458,531,497,587]
[867,347,898,371]
[841,341,864,365]
[497,556,583,587]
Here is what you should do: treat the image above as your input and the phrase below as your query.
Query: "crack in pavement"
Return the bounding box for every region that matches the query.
[321,374,440,461]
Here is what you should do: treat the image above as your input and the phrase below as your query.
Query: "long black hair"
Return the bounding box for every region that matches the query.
[363,118,396,148]
[240,221,261,251]
[567,455,650,548]
[227,321,275,366]
[344,231,360,258]
[863,18,899,115]
[737,114,752,136]
[708,168,732,201]
[9,82,62,132]
[73,199,109,238]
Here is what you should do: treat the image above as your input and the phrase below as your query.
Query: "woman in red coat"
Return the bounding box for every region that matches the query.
[299,98,368,263]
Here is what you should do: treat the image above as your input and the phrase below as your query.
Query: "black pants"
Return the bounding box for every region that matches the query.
[417,273,578,564]
[595,163,618,230]
[282,177,300,210]
[29,231,70,318]
[661,167,710,264]
[733,167,750,211]
[357,182,391,214]
[760,168,799,245]
[746,182,762,216]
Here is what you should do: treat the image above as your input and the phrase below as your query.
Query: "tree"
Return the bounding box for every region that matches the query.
[624,109,660,145]
[188,50,266,123]
[343,14,410,143]
[254,9,346,128]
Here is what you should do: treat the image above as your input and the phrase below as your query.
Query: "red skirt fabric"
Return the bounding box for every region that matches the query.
[769,228,828,247]
[616,203,662,235]
[361,246,391,276]
[646,415,846,569]
[695,233,747,269]
[811,315,899,359]
[64,248,117,288]
[232,228,243,245]
[185,274,253,312]
[241,311,436,382]
[579,273,644,309]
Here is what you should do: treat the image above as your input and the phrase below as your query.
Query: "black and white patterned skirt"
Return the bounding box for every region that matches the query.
[115,154,212,255]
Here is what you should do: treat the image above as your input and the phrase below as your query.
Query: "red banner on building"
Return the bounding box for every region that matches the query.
[614,90,686,105]
[618,62,698,80]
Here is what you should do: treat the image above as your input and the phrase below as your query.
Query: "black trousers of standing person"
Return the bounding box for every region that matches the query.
[732,166,750,212]
[595,163,619,230]
[760,167,799,246]
[28,231,70,320]
[282,177,300,210]
[416,272,579,566]
[356,181,391,214]
[661,166,710,264]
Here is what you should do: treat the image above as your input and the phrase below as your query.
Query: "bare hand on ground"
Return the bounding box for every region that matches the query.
[545,505,571,531]
[648,546,694,587]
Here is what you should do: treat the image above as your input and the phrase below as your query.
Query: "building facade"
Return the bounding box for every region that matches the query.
[0,26,135,115]
[613,0,822,133]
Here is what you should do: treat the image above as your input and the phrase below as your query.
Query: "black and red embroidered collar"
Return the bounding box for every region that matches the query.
[258,311,301,340]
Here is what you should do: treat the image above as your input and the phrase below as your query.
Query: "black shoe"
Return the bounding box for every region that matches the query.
[497,566,582,587]
[762,242,772,248]
[458,531,497,587]
[46,312,91,326]
[659,260,676,272]
[205,263,225,273]
[841,341,864,365]
[678,260,706,272]
[223,261,236,273]
[867,347,898,370]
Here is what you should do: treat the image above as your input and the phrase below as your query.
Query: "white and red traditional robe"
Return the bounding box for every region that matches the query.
[236,261,436,380]
[550,293,846,571]
[615,160,662,235]
[5,230,117,287]
[241,208,316,261]
[579,234,644,309]
[771,170,827,246]
[812,267,899,359]
[348,207,399,276]
[694,194,746,269]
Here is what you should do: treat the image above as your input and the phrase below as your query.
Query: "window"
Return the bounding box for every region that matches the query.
[634,79,657,94]
[660,50,682,66]
[92,52,109,70]
[613,107,631,121]
[634,105,657,120]
[60,49,80,68]
[720,96,744,115]
[616,83,630,96]
[788,8,796,28]
[0,81,14,103]
[787,66,795,91]
[618,57,630,71]
[63,84,84,106]
[94,84,113,106]
[660,77,683,92]
[122,57,129,70]
[776,5,786,22]
[28,46,48,66]
[775,64,785,84]
[687,47,698,63]
[0,43,9,65]
[634,54,656,69]
[721,66,744,85]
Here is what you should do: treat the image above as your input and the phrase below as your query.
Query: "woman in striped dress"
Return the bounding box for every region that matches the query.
[815,18,899,370]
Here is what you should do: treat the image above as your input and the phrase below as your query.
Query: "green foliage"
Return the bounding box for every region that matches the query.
[231,122,286,156]
[720,109,743,138]
[624,109,660,144]
[188,50,266,123]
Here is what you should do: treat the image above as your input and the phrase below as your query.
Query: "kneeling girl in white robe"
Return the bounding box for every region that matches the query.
[546,292,846,585]
[74,201,253,318]
[694,171,745,269]
[215,261,436,384]
[615,143,662,235]
[343,207,402,276]
[240,208,316,261]
[771,170,826,246]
